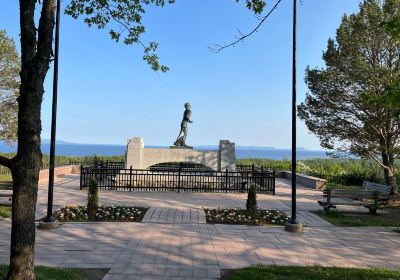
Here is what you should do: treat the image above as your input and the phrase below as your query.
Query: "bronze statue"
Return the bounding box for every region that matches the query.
[174,102,193,148]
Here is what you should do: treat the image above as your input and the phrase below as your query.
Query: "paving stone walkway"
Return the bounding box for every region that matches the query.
[0,174,399,280]
[143,208,206,224]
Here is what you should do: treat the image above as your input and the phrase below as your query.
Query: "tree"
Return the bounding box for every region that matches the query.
[298,0,400,195]
[2,1,267,279]
[0,30,19,144]
[383,15,400,115]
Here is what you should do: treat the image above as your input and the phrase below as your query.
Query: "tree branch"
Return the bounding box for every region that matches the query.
[351,141,388,170]
[209,0,282,53]
[0,155,12,169]
[94,0,147,49]
[36,0,56,79]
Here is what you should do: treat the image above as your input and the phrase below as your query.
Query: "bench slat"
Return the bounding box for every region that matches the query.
[320,185,388,213]
[363,181,391,195]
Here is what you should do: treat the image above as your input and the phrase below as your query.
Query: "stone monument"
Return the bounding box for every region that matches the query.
[126,137,236,171]
[125,103,236,171]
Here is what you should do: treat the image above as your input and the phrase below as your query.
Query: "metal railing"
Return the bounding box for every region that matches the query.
[80,164,275,194]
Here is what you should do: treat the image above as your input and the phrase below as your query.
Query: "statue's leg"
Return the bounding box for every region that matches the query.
[176,128,183,142]
[182,127,188,145]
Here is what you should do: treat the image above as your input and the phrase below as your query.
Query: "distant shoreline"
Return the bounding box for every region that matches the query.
[0,143,329,160]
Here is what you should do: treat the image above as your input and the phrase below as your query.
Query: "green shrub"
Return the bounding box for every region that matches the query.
[236,158,392,187]
[87,177,99,220]
[246,184,257,212]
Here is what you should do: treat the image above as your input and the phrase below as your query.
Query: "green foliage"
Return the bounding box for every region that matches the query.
[237,158,400,187]
[87,177,99,220]
[64,0,266,72]
[297,0,400,190]
[0,153,124,168]
[246,184,257,212]
[237,0,267,14]
[0,153,125,181]
[0,30,19,144]
[92,154,101,167]
[64,0,174,72]
[228,264,400,280]
[384,78,400,116]
[0,206,11,218]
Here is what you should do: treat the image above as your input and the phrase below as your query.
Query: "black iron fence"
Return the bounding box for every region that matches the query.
[236,164,272,173]
[149,162,213,172]
[80,164,275,194]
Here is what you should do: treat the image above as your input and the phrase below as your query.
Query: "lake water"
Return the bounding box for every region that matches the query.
[0,143,329,160]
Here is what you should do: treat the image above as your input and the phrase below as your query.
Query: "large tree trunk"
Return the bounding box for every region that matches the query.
[382,150,398,196]
[6,1,55,279]
[7,150,41,280]
[7,40,45,280]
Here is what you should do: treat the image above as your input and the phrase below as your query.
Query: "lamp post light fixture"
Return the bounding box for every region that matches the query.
[285,0,303,233]
[39,0,61,229]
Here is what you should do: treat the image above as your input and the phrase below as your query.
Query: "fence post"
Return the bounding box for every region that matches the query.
[252,163,255,173]
[273,169,276,195]
[80,165,83,190]
[129,165,133,192]
[261,166,264,190]
[225,168,228,193]
[178,163,182,193]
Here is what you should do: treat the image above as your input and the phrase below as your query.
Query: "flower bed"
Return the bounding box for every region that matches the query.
[204,208,288,226]
[54,205,148,222]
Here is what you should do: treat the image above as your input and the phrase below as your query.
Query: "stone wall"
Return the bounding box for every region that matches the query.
[125,137,236,171]
[276,171,328,190]
[38,165,81,182]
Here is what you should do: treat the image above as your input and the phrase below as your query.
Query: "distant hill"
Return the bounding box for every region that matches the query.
[41,139,72,145]
[0,139,328,159]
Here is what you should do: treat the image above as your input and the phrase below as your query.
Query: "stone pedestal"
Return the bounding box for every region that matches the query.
[284,222,303,233]
[218,140,236,171]
[125,137,236,171]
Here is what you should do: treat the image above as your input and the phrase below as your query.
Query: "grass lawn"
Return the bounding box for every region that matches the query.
[0,175,12,184]
[223,265,400,280]
[314,210,400,227]
[0,265,83,280]
[0,266,109,280]
[0,206,11,219]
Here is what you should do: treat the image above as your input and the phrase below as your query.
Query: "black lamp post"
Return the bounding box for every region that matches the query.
[285,0,303,233]
[40,0,61,228]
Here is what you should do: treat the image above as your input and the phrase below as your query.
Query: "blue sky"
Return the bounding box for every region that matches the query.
[1,0,361,149]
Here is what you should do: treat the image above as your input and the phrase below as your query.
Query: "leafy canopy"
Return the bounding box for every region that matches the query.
[0,30,19,145]
[65,0,267,72]
[298,0,400,163]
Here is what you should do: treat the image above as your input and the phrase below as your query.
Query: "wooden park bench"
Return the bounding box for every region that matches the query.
[0,185,12,207]
[318,181,392,214]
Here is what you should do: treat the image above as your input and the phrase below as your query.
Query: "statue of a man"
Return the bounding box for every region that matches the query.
[174,103,193,147]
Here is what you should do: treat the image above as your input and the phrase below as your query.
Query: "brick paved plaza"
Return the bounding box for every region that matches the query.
[1,175,399,279]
